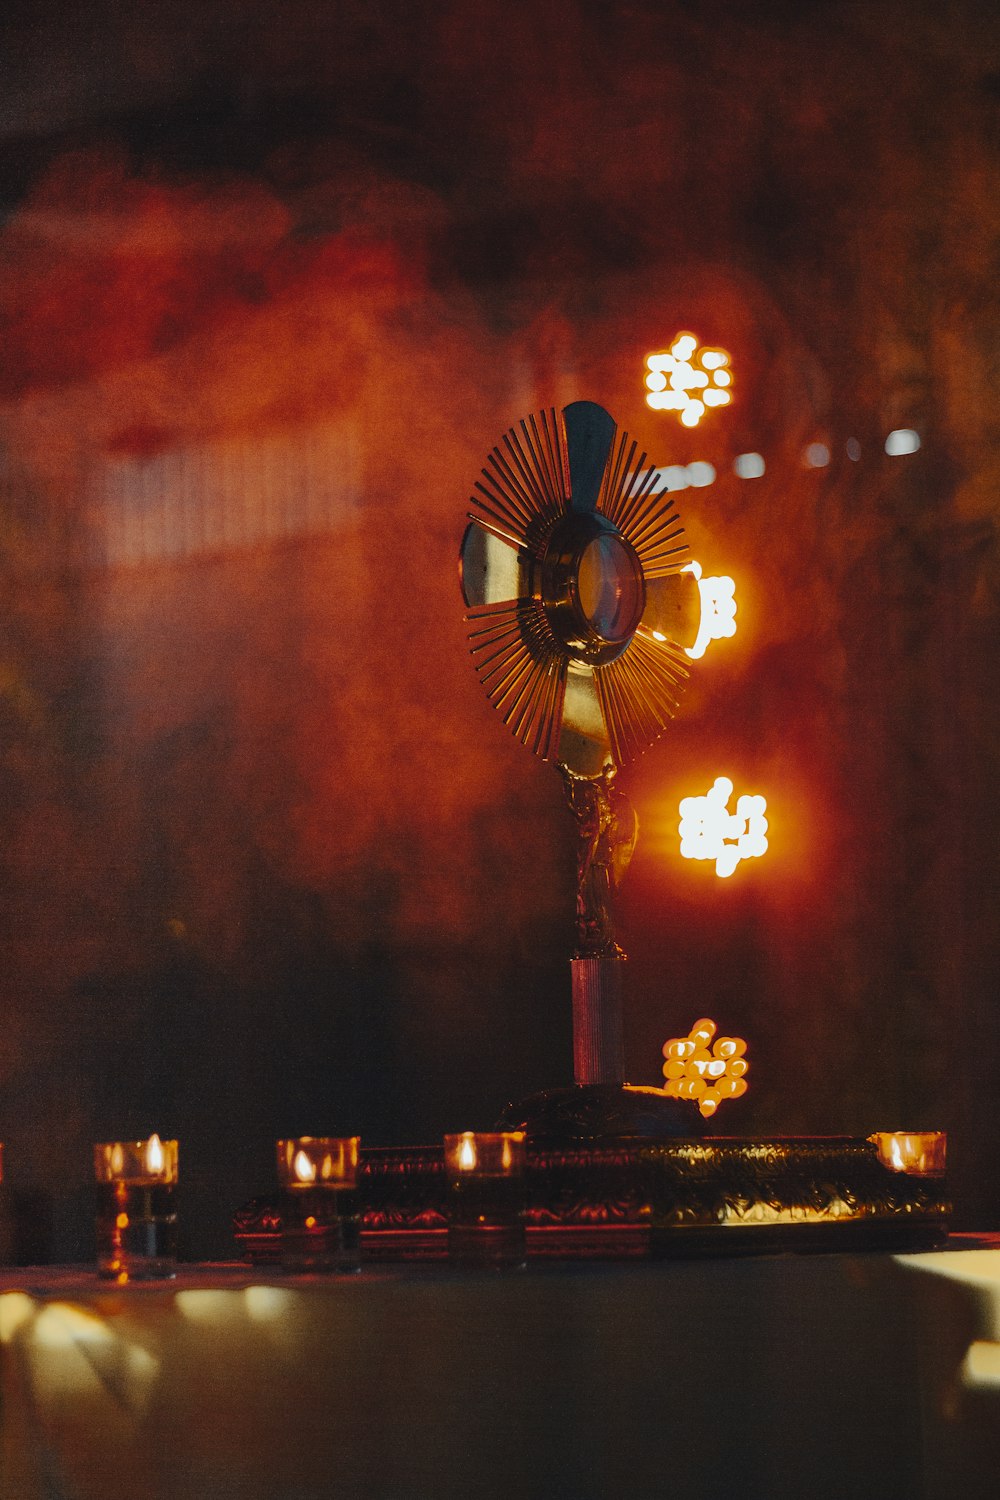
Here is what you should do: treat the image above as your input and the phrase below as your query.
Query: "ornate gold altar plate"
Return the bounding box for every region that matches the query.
[234,1136,949,1263]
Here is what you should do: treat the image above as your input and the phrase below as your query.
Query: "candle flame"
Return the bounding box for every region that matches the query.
[293,1149,317,1183]
[110,1143,125,1177]
[144,1134,164,1175]
[457,1135,477,1171]
[870,1131,946,1176]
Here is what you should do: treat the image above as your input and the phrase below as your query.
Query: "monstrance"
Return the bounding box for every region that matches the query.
[459,399,702,1129]
[228,397,953,1258]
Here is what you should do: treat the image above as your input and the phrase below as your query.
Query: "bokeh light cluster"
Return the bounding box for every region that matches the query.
[661,1018,748,1118]
[644,334,732,427]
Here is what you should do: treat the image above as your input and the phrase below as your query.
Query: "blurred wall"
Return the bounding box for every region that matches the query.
[0,0,997,1257]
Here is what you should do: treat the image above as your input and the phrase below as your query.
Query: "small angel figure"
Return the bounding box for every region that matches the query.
[559,761,638,958]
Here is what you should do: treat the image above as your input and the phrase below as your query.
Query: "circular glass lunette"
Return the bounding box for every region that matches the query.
[539,512,646,665]
[576,532,645,643]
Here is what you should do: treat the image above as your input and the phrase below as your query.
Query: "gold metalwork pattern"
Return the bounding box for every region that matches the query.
[460,401,700,775]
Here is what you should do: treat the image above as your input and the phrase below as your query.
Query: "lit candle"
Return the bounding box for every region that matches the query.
[870,1132,946,1177]
[94,1135,178,1282]
[443,1132,526,1269]
[276,1137,361,1274]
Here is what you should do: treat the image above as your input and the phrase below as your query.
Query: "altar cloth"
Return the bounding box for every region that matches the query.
[0,1248,997,1499]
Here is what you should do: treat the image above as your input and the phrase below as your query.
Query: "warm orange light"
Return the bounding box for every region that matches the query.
[144,1134,164,1176]
[645,337,733,426]
[870,1132,946,1177]
[95,1135,177,1185]
[679,777,767,876]
[682,561,737,661]
[304,1215,317,1229]
[662,1020,749,1117]
[293,1149,317,1184]
[115,1212,129,1230]
[457,1135,477,1172]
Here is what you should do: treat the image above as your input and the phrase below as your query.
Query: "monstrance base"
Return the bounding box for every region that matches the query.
[496,1083,706,1141]
[234,1134,950,1263]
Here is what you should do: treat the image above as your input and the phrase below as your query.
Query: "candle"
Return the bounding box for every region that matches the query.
[443,1132,526,1270]
[276,1137,361,1273]
[94,1135,178,1282]
[870,1132,946,1177]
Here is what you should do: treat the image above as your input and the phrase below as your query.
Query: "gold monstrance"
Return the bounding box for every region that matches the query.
[459,401,701,1119]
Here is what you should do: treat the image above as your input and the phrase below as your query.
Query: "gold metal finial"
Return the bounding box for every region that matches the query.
[558,763,639,958]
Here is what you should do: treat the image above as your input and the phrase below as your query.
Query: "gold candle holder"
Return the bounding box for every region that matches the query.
[276,1137,361,1273]
[94,1134,178,1281]
[443,1132,526,1269]
[870,1131,947,1177]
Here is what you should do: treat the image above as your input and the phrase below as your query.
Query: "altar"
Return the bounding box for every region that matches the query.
[2,1244,999,1500]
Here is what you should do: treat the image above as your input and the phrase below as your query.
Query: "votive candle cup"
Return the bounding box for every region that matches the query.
[276,1137,361,1273]
[94,1135,178,1281]
[443,1131,526,1270]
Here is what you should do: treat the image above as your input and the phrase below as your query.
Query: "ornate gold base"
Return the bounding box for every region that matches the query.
[497,1083,705,1139]
[234,1134,950,1263]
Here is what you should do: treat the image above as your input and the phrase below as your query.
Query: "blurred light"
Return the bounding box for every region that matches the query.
[245,1285,296,1321]
[885,428,921,456]
[686,461,716,487]
[678,776,768,877]
[176,1290,237,1322]
[657,464,690,490]
[682,560,736,660]
[34,1304,114,1349]
[804,442,830,467]
[963,1342,1000,1390]
[645,337,733,426]
[661,1018,749,1118]
[0,1293,36,1343]
[846,438,861,461]
[733,452,765,479]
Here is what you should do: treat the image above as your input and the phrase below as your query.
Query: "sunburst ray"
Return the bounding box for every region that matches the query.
[594,630,690,764]
[467,599,567,758]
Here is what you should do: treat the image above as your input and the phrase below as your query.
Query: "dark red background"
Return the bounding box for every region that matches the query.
[0,0,997,1258]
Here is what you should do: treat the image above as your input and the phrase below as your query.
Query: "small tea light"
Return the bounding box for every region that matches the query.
[94,1134,178,1281]
[443,1132,526,1269]
[276,1137,361,1273]
[870,1131,947,1177]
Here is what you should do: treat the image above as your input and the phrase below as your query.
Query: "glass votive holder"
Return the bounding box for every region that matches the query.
[443,1131,527,1270]
[276,1137,361,1273]
[94,1134,178,1281]
[870,1131,947,1177]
